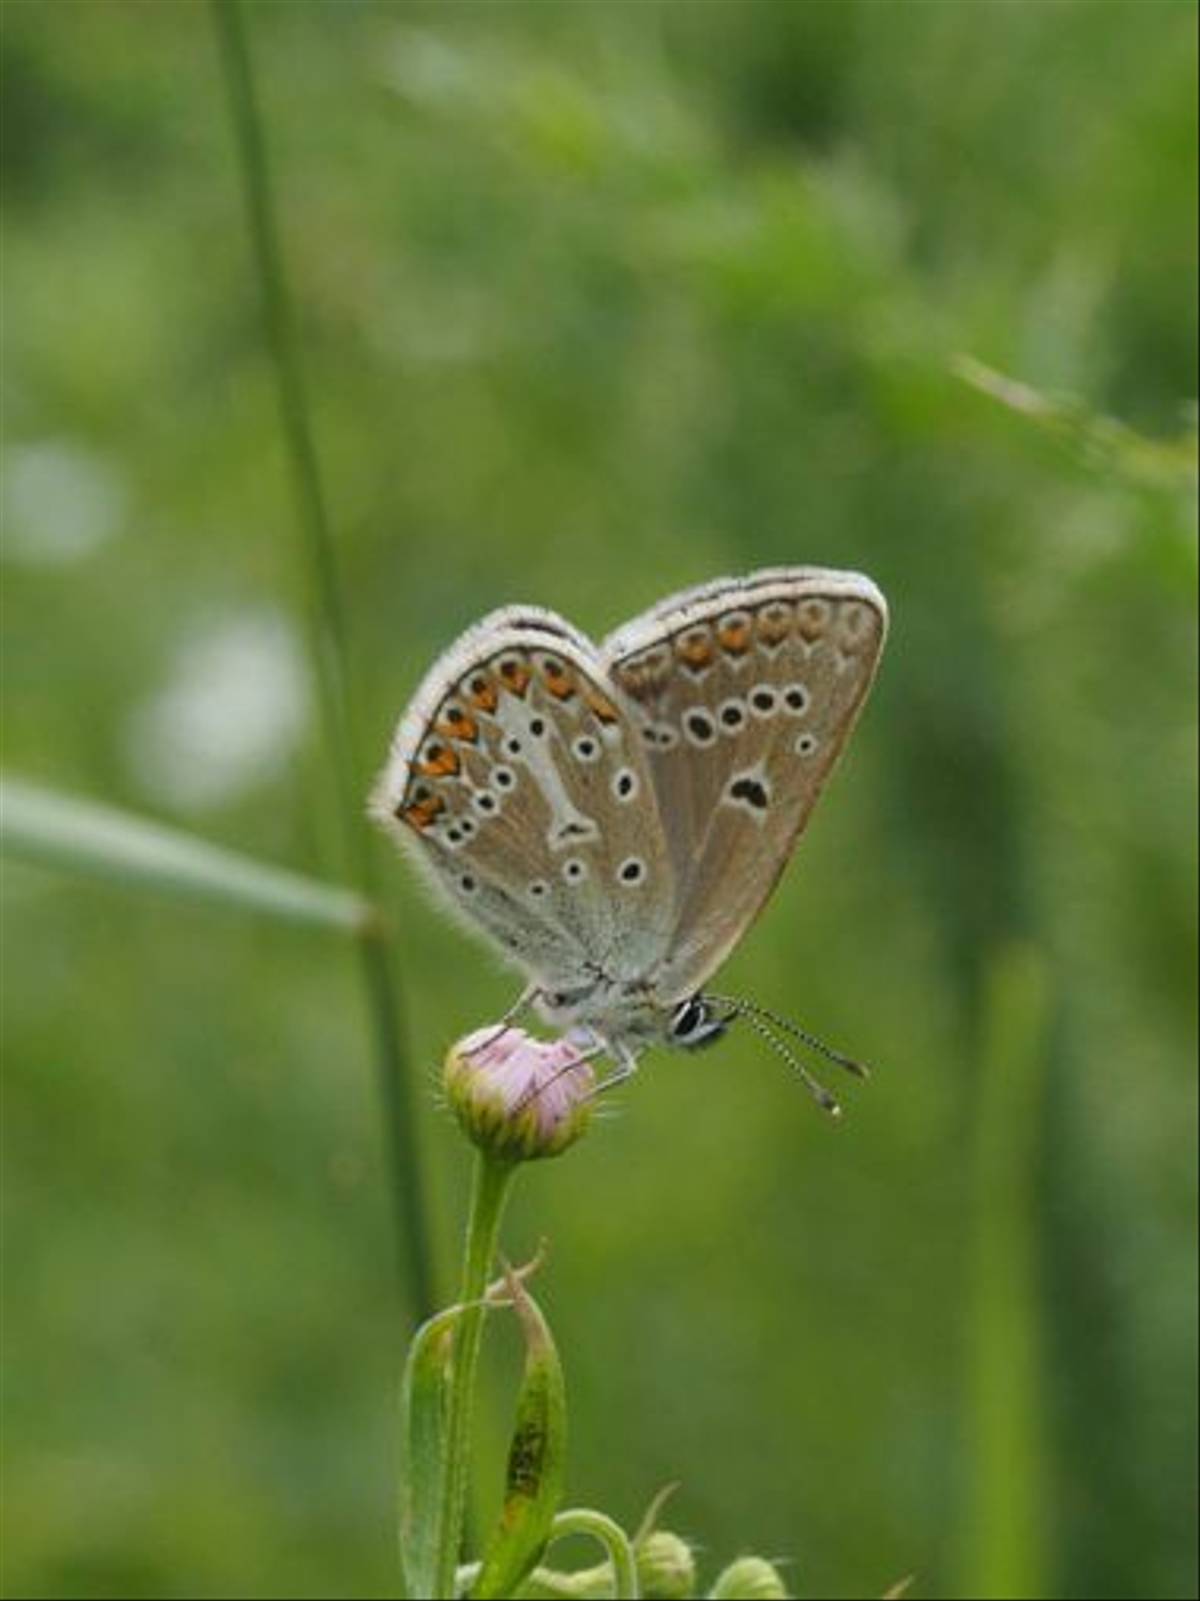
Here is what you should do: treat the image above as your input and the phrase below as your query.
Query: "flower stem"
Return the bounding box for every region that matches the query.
[436,1152,517,1597]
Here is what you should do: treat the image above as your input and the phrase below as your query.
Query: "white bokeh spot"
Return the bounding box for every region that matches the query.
[125,608,309,812]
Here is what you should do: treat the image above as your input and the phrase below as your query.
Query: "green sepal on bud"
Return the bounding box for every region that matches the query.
[445,1026,595,1163]
[637,1528,698,1599]
[709,1554,791,1599]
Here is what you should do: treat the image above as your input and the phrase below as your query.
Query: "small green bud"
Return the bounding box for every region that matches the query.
[444,1026,594,1162]
[637,1529,698,1599]
[709,1554,790,1600]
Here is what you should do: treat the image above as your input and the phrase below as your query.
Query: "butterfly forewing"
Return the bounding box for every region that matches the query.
[601,570,887,1001]
[371,614,674,991]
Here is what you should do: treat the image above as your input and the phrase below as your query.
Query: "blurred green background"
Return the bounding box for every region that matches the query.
[3,2,1197,1597]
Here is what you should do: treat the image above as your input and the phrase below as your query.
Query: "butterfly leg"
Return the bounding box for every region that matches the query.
[462,983,541,1057]
[584,1041,643,1099]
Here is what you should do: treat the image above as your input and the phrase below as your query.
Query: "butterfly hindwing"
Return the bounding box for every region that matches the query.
[602,569,887,1001]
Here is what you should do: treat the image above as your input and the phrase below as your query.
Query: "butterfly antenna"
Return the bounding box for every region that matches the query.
[709,994,871,1080]
[734,1007,843,1119]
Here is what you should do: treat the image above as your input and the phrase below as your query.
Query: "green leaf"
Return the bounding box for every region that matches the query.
[471,1275,567,1600]
[400,1303,467,1600]
[0,775,371,933]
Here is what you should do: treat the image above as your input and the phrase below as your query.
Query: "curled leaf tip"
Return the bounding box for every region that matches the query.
[484,1241,548,1305]
[633,1481,683,1545]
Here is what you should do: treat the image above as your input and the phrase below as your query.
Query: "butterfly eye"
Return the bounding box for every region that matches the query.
[672,997,704,1035]
[670,996,727,1049]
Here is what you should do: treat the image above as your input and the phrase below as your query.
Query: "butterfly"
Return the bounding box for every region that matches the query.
[371,568,887,1111]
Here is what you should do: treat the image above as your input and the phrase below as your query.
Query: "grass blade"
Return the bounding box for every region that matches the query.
[1,775,370,933]
[961,942,1051,1600]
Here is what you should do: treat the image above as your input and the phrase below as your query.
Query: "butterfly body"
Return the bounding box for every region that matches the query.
[372,568,887,1066]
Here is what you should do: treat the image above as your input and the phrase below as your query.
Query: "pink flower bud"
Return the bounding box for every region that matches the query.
[444,1026,595,1162]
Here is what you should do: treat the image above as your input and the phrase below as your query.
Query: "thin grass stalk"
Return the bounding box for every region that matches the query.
[211,0,434,1320]
[962,942,1050,1599]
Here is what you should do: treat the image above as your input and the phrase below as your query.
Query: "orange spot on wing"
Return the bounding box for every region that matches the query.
[582,684,620,724]
[465,674,499,714]
[541,659,577,700]
[676,629,715,671]
[616,646,671,701]
[717,615,752,655]
[400,791,445,831]
[436,705,479,743]
[497,657,532,697]
[417,743,461,778]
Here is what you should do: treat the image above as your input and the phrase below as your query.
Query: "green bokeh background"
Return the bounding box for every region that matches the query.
[3,3,1196,1598]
